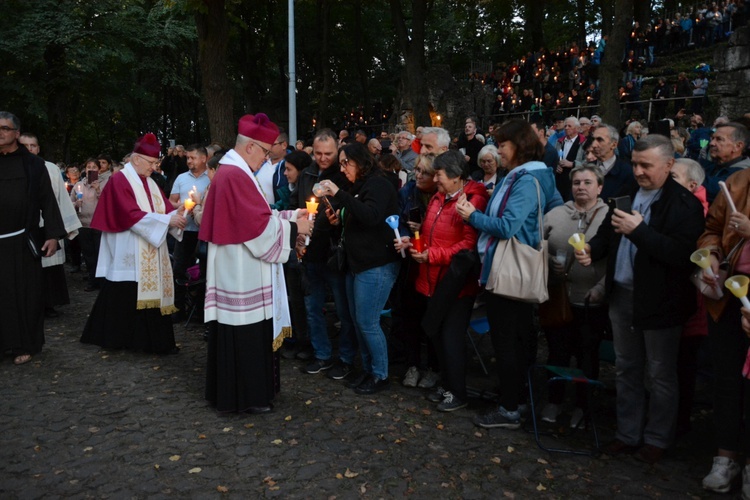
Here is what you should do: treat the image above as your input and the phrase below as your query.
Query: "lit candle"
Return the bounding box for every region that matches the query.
[304,197,319,246]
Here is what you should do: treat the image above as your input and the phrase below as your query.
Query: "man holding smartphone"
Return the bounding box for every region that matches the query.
[575,134,704,464]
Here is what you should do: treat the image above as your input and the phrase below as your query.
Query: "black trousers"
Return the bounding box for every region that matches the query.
[426,294,474,400]
[707,298,750,453]
[78,227,102,286]
[486,293,534,412]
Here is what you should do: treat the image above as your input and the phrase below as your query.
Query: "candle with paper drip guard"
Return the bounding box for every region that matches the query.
[177,186,197,237]
[385,215,406,258]
[304,197,319,246]
[690,249,723,298]
[726,275,750,309]
[568,232,586,255]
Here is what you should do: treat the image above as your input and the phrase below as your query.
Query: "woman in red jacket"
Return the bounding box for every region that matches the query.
[397,150,488,411]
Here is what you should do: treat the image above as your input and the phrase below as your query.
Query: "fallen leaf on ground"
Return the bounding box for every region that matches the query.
[536,483,547,491]
[503,491,515,498]
[285,415,292,421]
[83,447,93,452]
[169,455,181,461]
[271,439,283,445]
[545,469,554,479]
[216,485,228,493]
[474,432,482,438]
[491,457,502,464]
[344,468,359,478]
[537,458,548,464]
[336,473,344,479]
[507,446,515,453]
[222,427,232,432]
[188,467,202,474]
[198,434,206,439]
[244,423,254,429]
[305,400,312,405]
[154,464,160,470]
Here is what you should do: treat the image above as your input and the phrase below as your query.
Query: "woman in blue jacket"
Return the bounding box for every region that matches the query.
[457,119,562,429]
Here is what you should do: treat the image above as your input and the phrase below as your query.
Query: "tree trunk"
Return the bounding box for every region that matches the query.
[599,0,614,37]
[43,42,70,161]
[315,0,332,129]
[353,0,370,121]
[389,0,431,129]
[577,0,587,47]
[633,0,650,27]
[525,0,545,50]
[599,0,634,127]
[194,0,234,147]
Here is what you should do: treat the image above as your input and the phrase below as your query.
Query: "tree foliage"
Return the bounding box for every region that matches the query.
[1,0,622,160]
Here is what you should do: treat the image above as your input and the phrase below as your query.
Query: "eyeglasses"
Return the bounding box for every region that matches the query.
[272,141,285,146]
[0,126,18,132]
[136,154,160,168]
[251,141,272,158]
[340,157,355,168]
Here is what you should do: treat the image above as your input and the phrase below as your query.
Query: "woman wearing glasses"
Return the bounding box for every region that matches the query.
[318,143,401,395]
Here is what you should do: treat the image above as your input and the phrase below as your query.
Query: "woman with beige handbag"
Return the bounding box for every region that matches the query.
[456,119,562,430]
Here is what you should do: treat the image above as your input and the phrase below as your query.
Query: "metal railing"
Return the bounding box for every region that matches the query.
[480,94,713,129]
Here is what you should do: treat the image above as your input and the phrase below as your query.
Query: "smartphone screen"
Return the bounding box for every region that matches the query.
[408,207,421,223]
[607,196,632,214]
[87,170,99,183]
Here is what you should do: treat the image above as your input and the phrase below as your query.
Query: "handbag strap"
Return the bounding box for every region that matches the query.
[532,177,544,251]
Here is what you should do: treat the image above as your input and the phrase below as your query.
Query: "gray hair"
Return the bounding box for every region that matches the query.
[569,164,604,186]
[674,158,705,185]
[633,133,674,160]
[0,111,20,130]
[564,116,580,128]
[433,149,468,180]
[478,144,500,166]
[716,122,750,147]
[397,131,415,141]
[597,123,619,143]
[420,127,451,148]
[626,121,642,136]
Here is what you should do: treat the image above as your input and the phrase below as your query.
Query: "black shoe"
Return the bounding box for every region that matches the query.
[44,307,59,318]
[327,360,353,380]
[303,358,334,374]
[280,343,299,360]
[295,346,314,360]
[354,375,391,395]
[245,404,273,415]
[426,386,446,403]
[343,371,368,389]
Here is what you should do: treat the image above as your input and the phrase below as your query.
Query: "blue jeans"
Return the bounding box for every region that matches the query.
[609,286,682,449]
[304,262,357,364]
[346,261,400,380]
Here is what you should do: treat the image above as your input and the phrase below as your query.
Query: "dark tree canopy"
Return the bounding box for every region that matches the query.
[1,0,630,161]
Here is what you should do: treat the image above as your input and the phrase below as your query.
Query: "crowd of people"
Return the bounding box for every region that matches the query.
[470,2,749,124]
[3,104,750,497]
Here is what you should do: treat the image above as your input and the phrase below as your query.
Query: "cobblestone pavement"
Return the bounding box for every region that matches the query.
[1,268,728,499]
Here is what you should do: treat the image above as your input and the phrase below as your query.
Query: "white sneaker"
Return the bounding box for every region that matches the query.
[540,403,560,423]
[569,407,585,429]
[702,456,741,493]
[417,369,440,389]
[402,366,419,388]
[743,463,750,500]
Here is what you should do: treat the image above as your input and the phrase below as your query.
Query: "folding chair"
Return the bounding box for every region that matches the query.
[176,264,205,328]
[526,364,606,456]
[467,316,490,376]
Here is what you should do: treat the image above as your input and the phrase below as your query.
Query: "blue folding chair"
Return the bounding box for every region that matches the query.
[526,364,606,456]
[467,316,490,376]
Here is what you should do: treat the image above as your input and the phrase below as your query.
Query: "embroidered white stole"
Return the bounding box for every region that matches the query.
[122,164,176,314]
